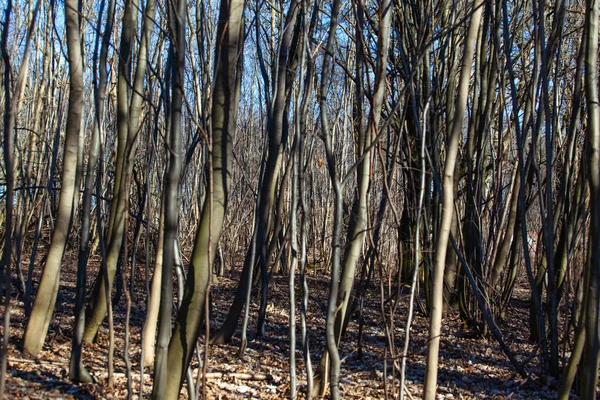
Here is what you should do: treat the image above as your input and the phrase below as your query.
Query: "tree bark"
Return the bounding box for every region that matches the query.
[70,0,115,383]
[155,0,244,398]
[423,1,483,398]
[581,0,600,394]
[151,0,186,397]
[212,0,299,345]
[23,0,83,356]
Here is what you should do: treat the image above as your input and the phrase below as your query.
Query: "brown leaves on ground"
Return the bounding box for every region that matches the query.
[0,253,592,399]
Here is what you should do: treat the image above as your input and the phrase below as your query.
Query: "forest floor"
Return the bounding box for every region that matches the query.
[0,249,595,399]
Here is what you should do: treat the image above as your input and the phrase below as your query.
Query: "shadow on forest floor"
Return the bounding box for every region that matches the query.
[0,253,593,399]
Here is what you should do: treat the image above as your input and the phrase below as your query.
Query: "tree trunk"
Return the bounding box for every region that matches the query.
[423,1,483,398]
[70,0,115,383]
[84,0,156,343]
[84,0,138,343]
[151,0,186,396]
[143,203,165,367]
[213,0,299,345]
[155,0,244,397]
[312,0,391,395]
[0,2,14,396]
[23,0,83,356]
[581,0,600,394]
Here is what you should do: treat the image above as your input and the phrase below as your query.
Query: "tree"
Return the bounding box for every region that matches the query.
[0,1,14,395]
[84,0,156,344]
[317,0,343,395]
[312,0,392,395]
[423,1,483,398]
[23,0,84,357]
[151,0,186,395]
[151,0,245,397]
[3,0,599,398]
[212,0,300,346]
[580,0,600,394]
[69,0,115,384]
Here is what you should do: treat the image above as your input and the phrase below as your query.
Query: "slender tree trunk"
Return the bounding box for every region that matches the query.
[151,1,186,396]
[317,0,343,396]
[400,101,429,400]
[155,0,244,398]
[254,1,301,338]
[298,4,317,396]
[143,203,165,367]
[0,2,14,396]
[581,0,600,394]
[423,1,483,398]
[23,0,83,356]
[84,0,156,343]
[338,0,391,338]
[491,167,520,287]
[559,251,588,399]
[142,44,167,367]
[84,0,138,343]
[213,0,299,345]
[1,0,40,300]
[554,33,585,301]
[313,0,392,394]
[289,103,300,400]
[70,0,115,383]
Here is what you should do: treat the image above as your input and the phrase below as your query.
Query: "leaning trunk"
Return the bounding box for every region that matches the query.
[423,1,483,398]
[23,0,84,356]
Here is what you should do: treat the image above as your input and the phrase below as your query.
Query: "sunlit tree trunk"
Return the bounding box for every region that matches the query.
[142,36,168,369]
[151,1,186,397]
[70,0,115,383]
[1,0,40,299]
[423,1,483,398]
[84,0,138,342]
[23,0,83,357]
[143,202,165,367]
[84,0,156,343]
[319,0,343,395]
[313,0,391,395]
[212,0,299,345]
[153,0,244,397]
[0,2,14,396]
